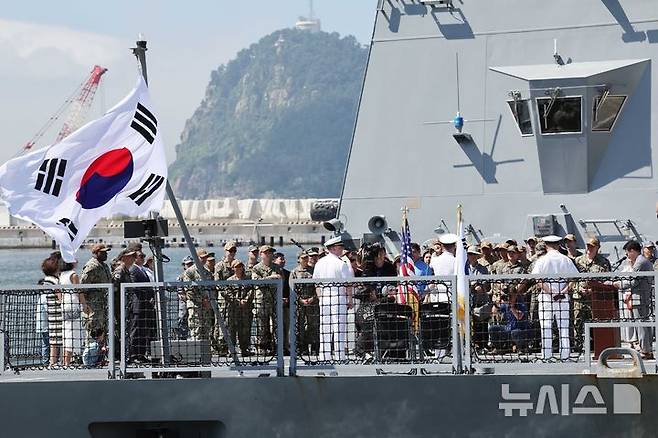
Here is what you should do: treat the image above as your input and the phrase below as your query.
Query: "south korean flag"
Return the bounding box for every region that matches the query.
[0,76,167,262]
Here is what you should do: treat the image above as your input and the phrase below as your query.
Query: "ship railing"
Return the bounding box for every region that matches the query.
[463,271,657,373]
[289,275,459,376]
[0,284,115,378]
[119,279,285,377]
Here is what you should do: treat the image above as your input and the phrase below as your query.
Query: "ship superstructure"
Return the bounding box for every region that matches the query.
[339,0,658,255]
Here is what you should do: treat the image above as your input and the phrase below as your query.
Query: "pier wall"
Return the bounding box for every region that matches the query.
[0,198,335,248]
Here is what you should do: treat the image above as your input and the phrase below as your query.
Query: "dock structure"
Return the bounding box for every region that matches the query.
[0,198,335,248]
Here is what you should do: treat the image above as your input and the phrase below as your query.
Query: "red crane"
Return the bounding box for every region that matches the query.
[21,65,108,154]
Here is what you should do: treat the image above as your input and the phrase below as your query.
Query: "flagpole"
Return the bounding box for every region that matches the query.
[131,36,239,364]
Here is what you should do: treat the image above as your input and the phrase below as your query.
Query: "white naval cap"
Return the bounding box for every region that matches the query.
[439,233,459,245]
[542,235,563,243]
[324,235,346,248]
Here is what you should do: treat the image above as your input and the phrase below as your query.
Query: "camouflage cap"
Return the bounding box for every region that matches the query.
[525,236,538,243]
[298,251,309,259]
[206,252,216,261]
[196,248,209,258]
[564,234,577,242]
[586,237,601,247]
[306,248,320,256]
[466,245,481,255]
[507,245,519,253]
[496,242,509,250]
[479,241,493,249]
[118,249,136,258]
[259,245,275,253]
[248,245,259,253]
[230,259,244,268]
[224,241,238,251]
[127,242,143,252]
[91,243,110,254]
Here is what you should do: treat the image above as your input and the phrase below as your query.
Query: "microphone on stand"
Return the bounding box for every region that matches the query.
[612,255,627,271]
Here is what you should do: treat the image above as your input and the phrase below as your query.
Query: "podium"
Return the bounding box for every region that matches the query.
[588,281,621,358]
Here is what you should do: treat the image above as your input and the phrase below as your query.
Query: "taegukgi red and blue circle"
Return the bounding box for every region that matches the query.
[76,148,134,209]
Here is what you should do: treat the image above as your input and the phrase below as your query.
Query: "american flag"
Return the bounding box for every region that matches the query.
[398,213,420,305]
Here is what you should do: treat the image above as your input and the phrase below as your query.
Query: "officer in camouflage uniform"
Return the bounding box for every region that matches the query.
[525,237,539,262]
[183,248,213,340]
[573,237,611,351]
[245,245,259,278]
[565,234,583,263]
[499,245,528,303]
[175,256,194,339]
[527,242,547,349]
[467,246,490,349]
[477,241,497,272]
[250,245,281,355]
[488,243,510,306]
[490,243,509,274]
[213,242,237,354]
[111,249,136,359]
[80,243,112,338]
[226,259,254,355]
[290,251,319,355]
[518,245,532,270]
[306,248,320,273]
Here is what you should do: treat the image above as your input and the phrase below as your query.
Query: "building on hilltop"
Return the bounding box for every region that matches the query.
[295,0,321,32]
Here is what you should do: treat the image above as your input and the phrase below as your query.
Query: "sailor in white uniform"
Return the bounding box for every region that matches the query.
[312,235,354,361]
[531,235,578,360]
[428,233,458,303]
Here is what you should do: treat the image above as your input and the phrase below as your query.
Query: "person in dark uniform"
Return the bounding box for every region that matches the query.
[128,250,155,361]
[290,251,319,356]
[274,252,291,355]
[111,249,136,360]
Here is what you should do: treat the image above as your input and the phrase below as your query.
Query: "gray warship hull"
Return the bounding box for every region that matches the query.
[2,373,657,437]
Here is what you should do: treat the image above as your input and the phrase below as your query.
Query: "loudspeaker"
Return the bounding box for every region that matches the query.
[367,215,388,235]
[323,218,343,232]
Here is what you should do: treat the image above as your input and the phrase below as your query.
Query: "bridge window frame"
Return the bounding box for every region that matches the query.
[506,98,534,137]
[536,95,583,135]
[591,94,627,132]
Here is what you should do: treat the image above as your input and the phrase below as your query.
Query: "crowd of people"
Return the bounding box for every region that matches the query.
[31,232,657,367]
[425,234,655,360]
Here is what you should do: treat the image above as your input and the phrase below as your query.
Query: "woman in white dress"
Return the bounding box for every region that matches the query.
[59,261,89,367]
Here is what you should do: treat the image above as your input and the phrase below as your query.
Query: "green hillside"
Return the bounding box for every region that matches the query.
[169,29,368,198]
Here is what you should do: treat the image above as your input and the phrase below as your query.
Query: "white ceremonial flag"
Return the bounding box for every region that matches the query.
[454,205,467,328]
[0,77,167,262]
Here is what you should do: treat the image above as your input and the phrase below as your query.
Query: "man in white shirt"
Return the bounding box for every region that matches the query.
[430,233,458,275]
[312,235,354,361]
[531,235,579,360]
[427,234,458,304]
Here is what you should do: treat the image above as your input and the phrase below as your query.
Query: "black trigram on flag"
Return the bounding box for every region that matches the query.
[35,159,67,196]
[57,218,78,241]
[128,173,165,206]
[131,102,158,144]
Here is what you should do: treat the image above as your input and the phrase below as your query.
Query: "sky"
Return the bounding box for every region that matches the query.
[0,1,376,165]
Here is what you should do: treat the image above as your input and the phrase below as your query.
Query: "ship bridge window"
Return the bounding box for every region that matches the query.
[592,94,626,132]
[536,96,582,134]
[507,99,533,136]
